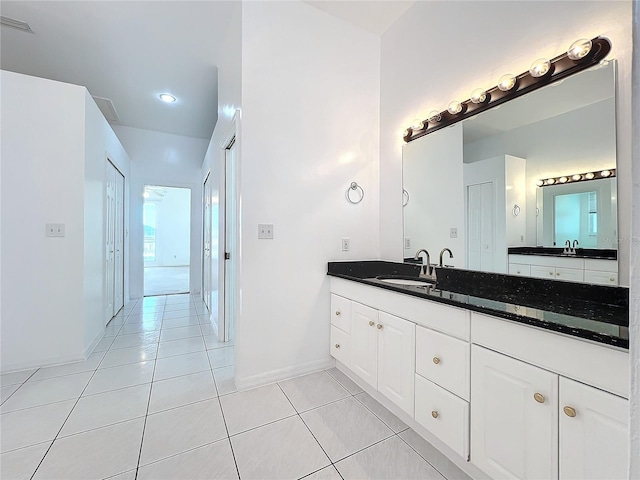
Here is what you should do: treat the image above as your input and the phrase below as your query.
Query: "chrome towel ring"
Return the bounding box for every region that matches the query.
[346,182,364,204]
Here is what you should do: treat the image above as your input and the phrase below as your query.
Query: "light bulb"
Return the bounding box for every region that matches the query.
[470,88,487,104]
[546,179,555,185]
[585,172,595,180]
[498,74,517,92]
[411,119,424,131]
[567,38,593,61]
[601,170,612,177]
[428,110,442,123]
[572,174,582,181]
[529,58,551,78]
[559,177,568,183]
[536,180,544,187]
[159,93,176,103]
[447,101,463,115]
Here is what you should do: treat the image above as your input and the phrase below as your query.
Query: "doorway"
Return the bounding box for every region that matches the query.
[106,160,125,323]
[143,185,191,296]
[221,137,237,343]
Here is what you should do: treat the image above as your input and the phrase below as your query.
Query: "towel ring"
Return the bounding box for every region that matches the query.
[346,182,364,204]
[512,204,521,217]
[403,189,409,207]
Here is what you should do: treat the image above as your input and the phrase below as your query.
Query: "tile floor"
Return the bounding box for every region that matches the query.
[1,294,471,480]
[143,266,190,297]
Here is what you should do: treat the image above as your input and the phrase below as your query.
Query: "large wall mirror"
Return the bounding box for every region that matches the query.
[402,60,618,285]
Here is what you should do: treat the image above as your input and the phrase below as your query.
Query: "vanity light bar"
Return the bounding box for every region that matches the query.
[536,169,616,187]
[403,36,611,143]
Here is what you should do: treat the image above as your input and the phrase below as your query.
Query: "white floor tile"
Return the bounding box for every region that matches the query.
[159,325,202,342]
[279,371,350,413]
[99,343,158,369]
[399,429,473,480]
[303,466,343,480]
[164,295,191,304]
[148,371,217,414]
[137,439,238,480]
[153,351,210,381]
[1,385,20,404]
[213,366,237,396]
[142,297,166,307]
[32,418,145,480]
[92,337,115,353]
[30,353,104,381]
[0,441,52,480]
[119,321,162,335]
[104,469,137,480]
[104,323,123,337]
[83,361,154,396]
[110,332,160,350]
[0,400,75,453]
[355,392,408,433]
[220,384,296,435]
[231,415,329,480]
[200,323,215,336]
[139,399,227,466]
[60,383,151,437]
[125,312,163,324]
[162,307,200,318]
[1,372,92,413]
[301,396,394,462]
[335,435,444,480]
[326,368,364,395]
[207,346,235,368]
[203,334,227,350]
[161,316,201,329]
[157,336,206,359]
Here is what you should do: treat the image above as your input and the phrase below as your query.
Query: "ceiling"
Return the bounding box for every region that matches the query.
[1,1,413,140]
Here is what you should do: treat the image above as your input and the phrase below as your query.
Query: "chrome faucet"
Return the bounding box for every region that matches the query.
[439,248,453,267]
[414,249,433,278]
[563,240,572,254]
[572,239,579,253]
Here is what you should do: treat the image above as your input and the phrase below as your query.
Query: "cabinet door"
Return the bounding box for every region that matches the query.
[559,377,628,480]
[509,263,531,277]
[555,267,584,283]
[377,312,415,415]
[530,265,555,279]
[583,270,618,286]
[471,345,558,480]
[350,302,378,389]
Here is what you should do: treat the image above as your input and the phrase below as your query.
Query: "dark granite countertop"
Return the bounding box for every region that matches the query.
[508,246,617,260]
[327,261,629,349]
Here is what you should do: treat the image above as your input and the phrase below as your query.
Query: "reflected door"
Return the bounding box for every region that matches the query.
[203,173,211,311]
[467,182,495,272]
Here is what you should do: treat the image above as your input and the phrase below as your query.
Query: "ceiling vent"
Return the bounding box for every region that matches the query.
[0,16,33,33]
[92,96,120,123]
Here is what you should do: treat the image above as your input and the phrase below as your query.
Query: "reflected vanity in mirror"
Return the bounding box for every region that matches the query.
[403,60,619,286]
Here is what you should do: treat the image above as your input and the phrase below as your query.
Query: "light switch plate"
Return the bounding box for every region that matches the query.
[342,237,350,252]
[404,237,411,249]
[46,223,65,237]
[449,228,458,239]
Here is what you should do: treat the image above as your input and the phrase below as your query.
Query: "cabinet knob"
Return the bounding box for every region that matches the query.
[533,393,545,403]
[335,310,341,316]
[377,324,383,330]
[549,272,554,276]
[431,410,439,418]
[433,357,441,365]
[563,406,577,417]
[556,273,561,276]
[610,278,615,282]
[335,344,340,349]
[369,321,375,327]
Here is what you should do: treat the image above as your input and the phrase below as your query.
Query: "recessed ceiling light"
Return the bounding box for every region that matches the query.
[159,93,176,103]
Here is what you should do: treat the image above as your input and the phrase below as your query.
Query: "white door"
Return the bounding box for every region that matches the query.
[105,162,116,323]
[202,173,211,311]
[468,182,495,272]
[349,302,378,389]
[222,138,237,343]
[376,311,415,415]
[559,377,628,480]
[114,168,124,314]
[471,345,558,480]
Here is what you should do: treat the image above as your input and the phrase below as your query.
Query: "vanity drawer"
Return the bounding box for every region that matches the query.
[530,265,555,279]
[330,326,350,366]
[509,263,531,276]
[415,374,469,459]
[415,326,470,400]
[331,294,351,333]
[555,267,583,282]
[584,270,618,285]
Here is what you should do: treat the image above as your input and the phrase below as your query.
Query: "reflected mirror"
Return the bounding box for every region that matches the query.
[402,61,618,285]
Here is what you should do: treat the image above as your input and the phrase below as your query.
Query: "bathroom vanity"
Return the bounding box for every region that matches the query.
[327,260,629,480]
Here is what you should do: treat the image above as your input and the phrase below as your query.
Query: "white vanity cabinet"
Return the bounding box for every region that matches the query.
[508,254,618,285]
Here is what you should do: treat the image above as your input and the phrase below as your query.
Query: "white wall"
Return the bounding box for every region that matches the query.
[113,126,208,299]
[379,1,634,286]
[0,71,131,372]
[236,1,380,387]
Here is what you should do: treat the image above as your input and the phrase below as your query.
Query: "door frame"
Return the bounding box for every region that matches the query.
[202,171,211,310]
[217,110,241,343]
[106,158,126,322]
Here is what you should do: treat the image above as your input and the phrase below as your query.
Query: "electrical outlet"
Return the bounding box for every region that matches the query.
[520,234,525,242]
[258,224,274,239]
[46,223,65,237]
[450,228,458,239]
[342,237,350,252]
[404,237,411,249]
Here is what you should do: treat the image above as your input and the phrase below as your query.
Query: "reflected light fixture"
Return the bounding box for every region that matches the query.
[585,172,595,180]
[559,176,568,183]
[536,180,544,187]
[572,174,582,181]
[537,169,615,187]
[601,170,612,177]
[546,179,555,185]
[159,93,176,103]
[411,119,424,131]
[567,38,593,61]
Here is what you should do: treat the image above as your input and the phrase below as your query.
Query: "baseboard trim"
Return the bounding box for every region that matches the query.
[0,350,87,375]
[235,357,335,391]
[84,329,104,358]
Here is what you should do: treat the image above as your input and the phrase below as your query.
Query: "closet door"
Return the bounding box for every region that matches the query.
[114,168,125,314]
[105,162,116,323]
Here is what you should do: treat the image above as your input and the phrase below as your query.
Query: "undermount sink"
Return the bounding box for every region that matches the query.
[374,275,435,286]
